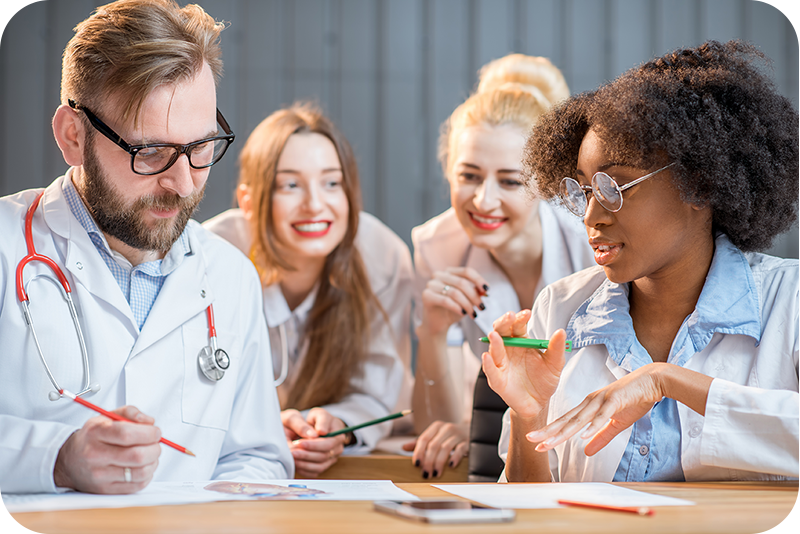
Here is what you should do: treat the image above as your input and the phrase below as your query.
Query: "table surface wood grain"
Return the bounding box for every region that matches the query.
[10,479,797,534]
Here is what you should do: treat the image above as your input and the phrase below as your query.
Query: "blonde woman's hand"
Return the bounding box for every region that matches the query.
[282,407,348,478]
[481,310,566,420]
[420,267,489,336]
[402,420,469,479]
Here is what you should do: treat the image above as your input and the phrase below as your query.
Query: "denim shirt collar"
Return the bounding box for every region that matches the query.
[566,235,762,364]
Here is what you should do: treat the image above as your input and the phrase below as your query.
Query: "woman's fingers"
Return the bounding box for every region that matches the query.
[282,409,318,439]
[412,421,466,478]
[511,310,531,337]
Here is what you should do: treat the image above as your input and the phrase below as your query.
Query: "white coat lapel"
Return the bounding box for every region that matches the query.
[130,227,210,358]
[39,178,137,331]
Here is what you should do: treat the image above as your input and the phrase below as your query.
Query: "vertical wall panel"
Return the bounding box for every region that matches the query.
[380,0,424,241]
[339,0,380,214]
[654,0,700,54]
[427,0,471,220]
[523,0,563,65]
[1,2,50,194]
[474,0,515,69]
[701,0,745,43]
[611,0,654,77]
[565,0,608,91]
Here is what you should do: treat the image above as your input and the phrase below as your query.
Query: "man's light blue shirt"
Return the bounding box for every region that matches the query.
[63,177,191,330]
[567,236,762,481]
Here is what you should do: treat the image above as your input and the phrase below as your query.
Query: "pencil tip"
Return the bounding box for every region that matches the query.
[185,449,196,457]
[403,409,413,415]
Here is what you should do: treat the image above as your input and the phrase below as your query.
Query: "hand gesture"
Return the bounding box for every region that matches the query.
[282,407,348,478]
[401,420,469,479]
[481,310,566,420]
[527,364,665,456]
[420,267,488,335]
[53,405,162,494]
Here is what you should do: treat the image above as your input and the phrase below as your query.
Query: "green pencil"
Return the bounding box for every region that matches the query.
[479,336,572,351]
[323,409,413,438]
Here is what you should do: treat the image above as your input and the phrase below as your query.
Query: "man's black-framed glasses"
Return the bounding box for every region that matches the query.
[68,99,235,176]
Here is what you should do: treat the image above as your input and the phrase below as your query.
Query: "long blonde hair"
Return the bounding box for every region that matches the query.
[438,53,569,178]
[238,102,379,410]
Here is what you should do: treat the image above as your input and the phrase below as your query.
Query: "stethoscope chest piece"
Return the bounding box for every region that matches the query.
[198,345,229,381]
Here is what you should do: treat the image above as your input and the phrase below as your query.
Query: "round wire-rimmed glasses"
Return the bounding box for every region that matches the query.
[68,99,235,176]
[559,162,676,217]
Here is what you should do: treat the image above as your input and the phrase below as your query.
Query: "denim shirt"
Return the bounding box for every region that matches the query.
[566,236,761,481]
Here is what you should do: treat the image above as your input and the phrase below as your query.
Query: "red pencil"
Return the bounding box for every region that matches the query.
[557,499,655,516]
[60,389,196,457]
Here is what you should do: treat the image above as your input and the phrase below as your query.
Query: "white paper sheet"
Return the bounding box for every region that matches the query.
[433,482,695,509]
[3,479,419,513]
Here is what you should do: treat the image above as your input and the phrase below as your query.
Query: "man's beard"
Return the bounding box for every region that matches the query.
[80,136,205,253]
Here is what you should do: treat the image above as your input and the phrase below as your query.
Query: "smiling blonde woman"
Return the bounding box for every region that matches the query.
[409,54,595,479]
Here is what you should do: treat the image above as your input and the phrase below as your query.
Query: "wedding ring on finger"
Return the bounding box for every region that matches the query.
[124,467,132,483]
[441,284,451,296]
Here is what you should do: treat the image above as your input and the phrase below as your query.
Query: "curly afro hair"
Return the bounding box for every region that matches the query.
[523,40,798,252]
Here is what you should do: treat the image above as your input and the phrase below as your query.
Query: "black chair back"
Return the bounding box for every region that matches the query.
[467,366,508,482]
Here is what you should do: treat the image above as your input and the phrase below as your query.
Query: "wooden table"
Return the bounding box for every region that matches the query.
[320,453,469,482]
[10,481,797,534]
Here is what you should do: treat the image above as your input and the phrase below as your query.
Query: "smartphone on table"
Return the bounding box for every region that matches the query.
[374,500,516,524]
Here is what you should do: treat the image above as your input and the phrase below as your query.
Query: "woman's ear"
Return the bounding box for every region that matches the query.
[237,183,253,219]
[52,104,85,167]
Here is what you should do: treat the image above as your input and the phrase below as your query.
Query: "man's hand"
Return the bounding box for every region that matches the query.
[53,405,162,494]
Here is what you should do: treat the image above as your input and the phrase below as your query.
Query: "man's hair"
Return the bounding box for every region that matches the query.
[523,40,799,252]
[61,0,225,126]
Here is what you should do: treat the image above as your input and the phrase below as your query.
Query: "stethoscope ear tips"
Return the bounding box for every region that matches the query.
[48,391,61,401]
[89,383,101,393]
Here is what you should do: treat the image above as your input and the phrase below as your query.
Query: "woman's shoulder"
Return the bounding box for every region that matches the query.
[410,208,471,268]
[201,208,252,255]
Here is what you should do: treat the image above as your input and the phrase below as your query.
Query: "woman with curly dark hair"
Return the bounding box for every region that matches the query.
[483,40,799,482]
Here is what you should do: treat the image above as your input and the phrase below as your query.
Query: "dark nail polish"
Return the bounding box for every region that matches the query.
[415,459,420,467]
[461,308,467,315]
[472,311,477,318]
[433,470,438,478]
[423,471,429,479]
[449,461,455,468]
[479,303,485,311]
[483,284,490,292]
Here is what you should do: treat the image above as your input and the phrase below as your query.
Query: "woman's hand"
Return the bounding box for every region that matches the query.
[402,421,469,479]
[481,310,566,420]
[527,364,666,456]
[282,407,348,478]
[420,267,488,336]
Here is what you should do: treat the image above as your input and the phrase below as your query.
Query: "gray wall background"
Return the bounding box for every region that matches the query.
[1,0,798,258]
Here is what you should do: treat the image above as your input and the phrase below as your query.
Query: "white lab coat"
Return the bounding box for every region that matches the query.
[0,175,293,494]
[412,202,594,417]
[498,253,799,482]
[203,209,413,450]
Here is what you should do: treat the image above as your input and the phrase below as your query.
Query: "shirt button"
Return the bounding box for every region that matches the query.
[689,425,702,438]
[639,445,649,456]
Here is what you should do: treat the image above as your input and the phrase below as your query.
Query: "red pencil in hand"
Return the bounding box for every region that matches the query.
[60,389,196,457]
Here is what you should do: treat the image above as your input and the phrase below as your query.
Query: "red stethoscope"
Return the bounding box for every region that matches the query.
[16,191,230,402]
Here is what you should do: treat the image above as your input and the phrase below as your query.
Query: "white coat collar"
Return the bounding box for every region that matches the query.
[262,281,319,329]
